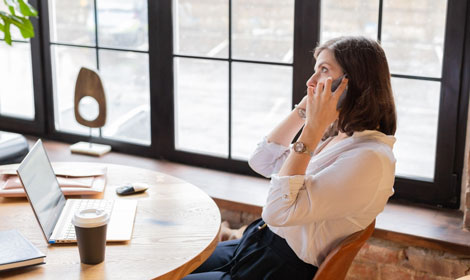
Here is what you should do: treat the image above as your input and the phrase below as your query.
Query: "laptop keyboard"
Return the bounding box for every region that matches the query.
[61,199,114,240]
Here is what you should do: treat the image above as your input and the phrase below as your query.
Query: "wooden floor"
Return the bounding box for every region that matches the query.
[34,138,470,255]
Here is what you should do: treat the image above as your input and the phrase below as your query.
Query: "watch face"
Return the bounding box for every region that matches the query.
[293,142,306,153]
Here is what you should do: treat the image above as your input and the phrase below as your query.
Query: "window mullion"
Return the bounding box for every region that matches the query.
[292,0,320,108]
[228,0,232,159]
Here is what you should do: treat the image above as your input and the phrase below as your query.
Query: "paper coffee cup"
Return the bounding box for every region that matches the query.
[72,208,109,264]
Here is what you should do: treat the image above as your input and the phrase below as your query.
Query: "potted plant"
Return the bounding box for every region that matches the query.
[0,0,37,45]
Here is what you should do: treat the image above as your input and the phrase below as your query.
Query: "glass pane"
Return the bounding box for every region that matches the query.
[232,63,292,160]
[173,0,228,58]
[51,45,97,134]
[392,78,440,180]
[320,0,379,43]
[97,0,148,51]
[99,50,151,145]
[0,42,34,119]
[49,0,96,46]
[232,0,294,63]
[382,1,447,78]
[174,58,228,157]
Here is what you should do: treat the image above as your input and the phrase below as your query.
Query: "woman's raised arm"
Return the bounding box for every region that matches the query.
[266,95,307,146]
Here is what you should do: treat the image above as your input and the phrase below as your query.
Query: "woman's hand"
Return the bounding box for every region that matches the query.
[278,77,347,177]
[304,77,348,134]
[297,94,308,110]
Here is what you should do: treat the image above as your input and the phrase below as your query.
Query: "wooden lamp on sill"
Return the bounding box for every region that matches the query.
[70,67,111,156]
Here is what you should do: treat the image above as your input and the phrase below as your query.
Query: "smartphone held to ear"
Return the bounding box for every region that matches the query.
[331,75,348,109]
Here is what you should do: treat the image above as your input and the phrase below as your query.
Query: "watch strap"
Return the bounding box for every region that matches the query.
[294,104,306,120]
[293,141,314,157]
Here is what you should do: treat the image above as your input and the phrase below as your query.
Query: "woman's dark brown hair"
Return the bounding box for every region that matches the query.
[314,36,397,138]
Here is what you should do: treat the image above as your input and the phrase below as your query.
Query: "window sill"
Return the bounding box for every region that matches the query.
[212,198,470,257]
[374,203,469,256]
[39,138,470,256]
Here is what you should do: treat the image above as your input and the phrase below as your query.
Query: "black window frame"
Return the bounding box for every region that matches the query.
[0,0,46,136]
[39,0,156,157]
[0,0,468,209]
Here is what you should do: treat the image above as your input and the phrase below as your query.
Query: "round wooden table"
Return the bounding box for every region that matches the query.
[0,163,221,279]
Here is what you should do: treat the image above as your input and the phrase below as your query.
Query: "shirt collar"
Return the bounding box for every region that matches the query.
[351,130,396,148]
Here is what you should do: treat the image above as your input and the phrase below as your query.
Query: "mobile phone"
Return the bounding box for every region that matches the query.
[331,75,348,109]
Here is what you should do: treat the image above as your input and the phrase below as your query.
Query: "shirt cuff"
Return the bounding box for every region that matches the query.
[271,174,305,202]
[261,137,290,159]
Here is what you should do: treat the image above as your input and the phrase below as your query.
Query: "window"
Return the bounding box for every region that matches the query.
[0,41,35,120]
[172,0,294,160]
[0,3,35,120]
[48,0,151,145]
[0,0,468,208]
[164,0,469,208]
[321,0,447,181]
[317,0,467,208]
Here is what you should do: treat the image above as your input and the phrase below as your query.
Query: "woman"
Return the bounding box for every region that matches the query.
[184,36,397,280]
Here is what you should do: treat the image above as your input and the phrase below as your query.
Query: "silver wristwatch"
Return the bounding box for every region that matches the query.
[294,104,306,120]
[292,141,314,157]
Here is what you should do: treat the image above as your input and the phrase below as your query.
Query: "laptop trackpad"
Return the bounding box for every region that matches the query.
[107,200,137,242]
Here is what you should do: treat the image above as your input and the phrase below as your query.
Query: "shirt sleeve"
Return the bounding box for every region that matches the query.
[248,137,291,178]
[261,149,392,227]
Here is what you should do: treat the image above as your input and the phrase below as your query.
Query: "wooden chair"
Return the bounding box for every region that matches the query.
[313,220,376,280]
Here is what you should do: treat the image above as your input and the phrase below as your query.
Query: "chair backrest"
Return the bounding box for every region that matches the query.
[313,220,375,280]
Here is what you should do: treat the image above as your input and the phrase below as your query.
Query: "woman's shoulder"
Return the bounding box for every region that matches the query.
[342,131,396,164]
[350,130,395,152]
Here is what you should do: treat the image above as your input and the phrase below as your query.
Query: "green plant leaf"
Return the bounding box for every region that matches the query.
[17,17,33,38]
[5,13,23,25]
[7,5,16,16]
[4,13,34,38]
[4,0,16,16]
[0,12,12,28]
[0,0,37,44]
[18,0,37,17]
[3,21,12,45]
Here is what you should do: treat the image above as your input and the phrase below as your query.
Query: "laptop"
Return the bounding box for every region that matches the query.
[17,139,137,244]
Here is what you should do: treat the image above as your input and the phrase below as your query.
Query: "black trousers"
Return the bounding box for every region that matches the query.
[183,218,317,280]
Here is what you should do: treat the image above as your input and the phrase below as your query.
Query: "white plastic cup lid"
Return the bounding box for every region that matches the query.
[72,208,109,228]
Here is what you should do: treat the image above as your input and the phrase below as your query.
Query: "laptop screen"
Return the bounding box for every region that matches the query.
[17,139,66,241]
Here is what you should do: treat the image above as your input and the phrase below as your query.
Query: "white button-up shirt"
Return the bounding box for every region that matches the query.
[248,130,396,267]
